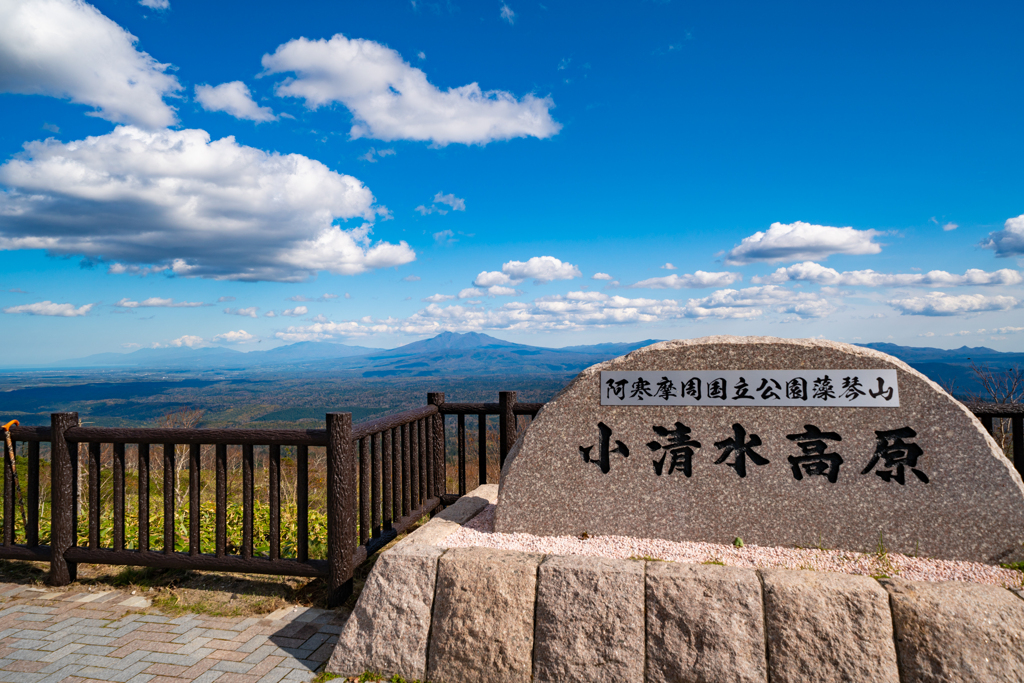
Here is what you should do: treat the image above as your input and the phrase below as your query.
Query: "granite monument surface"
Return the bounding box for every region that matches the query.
[494,336,1024,563]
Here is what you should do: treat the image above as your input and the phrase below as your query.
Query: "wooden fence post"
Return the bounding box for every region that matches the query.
[499,391,517,470]
[49,412,78,586]
[427,393,445,499]
[326,412,355,608]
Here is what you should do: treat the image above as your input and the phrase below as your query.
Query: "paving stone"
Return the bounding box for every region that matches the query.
[882,577,1024,682]
[532,554,645,683]
[327,542,443,681]
[761,569,899,683]
[427,547,541,683]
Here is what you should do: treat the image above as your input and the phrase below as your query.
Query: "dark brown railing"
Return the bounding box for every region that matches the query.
[0,390,538,606]
[964,401,1024,478]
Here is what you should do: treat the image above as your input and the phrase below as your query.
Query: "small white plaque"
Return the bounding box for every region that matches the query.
[600,369,899,407]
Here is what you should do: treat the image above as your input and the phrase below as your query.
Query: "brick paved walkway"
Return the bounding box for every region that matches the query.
[0,583,345,683]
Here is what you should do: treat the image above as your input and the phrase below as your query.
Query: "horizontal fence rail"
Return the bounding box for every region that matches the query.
[965,401,1024,479]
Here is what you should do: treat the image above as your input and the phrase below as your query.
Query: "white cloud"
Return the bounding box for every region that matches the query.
[942,222,958,232]
[661,262,676,270]
[725,221,883,265]
[684,285,836,318]
[500,3,515,24]
[3,300,93,316]
[888,292,1019,316]
[981,215,1024,257]
[432,192,465,211]
[359,147,396,163]
[753,262,1022,287]
[195,81,276,122]
[213,329,255,343]
[0,126,413,282]
[417,51,426,60]
[225,307,258,318]
[459,288,483,299]
[0,0,180,129]
[474,256,581,287]
[592,272,613,281]
[988,326,1024,335]
[403,275,421,282]
[433,230,456,245]
[114,297,206,308]
[630,271,742,289]
[265,311,276,317]
[261,34,560,146]
[218,296,236,302]
[423,293,455,302]
[283,305,308,316]
[138,0,169,8]
[169,335,204,347]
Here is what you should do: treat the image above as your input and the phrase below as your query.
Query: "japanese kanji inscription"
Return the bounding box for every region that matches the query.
[495,336,1024,564]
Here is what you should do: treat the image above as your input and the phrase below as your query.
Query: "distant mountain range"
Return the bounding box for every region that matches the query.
[46,334,1020,394]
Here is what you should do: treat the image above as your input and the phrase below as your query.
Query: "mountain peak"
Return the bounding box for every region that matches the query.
[384,331,524,356]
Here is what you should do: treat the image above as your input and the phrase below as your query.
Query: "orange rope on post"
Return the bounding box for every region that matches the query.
[1,420,28,535]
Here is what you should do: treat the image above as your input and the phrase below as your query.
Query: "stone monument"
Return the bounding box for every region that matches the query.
[495,336,1024,563]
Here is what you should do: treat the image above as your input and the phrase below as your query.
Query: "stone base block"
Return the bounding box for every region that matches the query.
[761,568,899,683]
[532,555,645,683]
[427,547,542,683]
[883,577,1024,682]
[327,542,442,681]
[646,562,767,683]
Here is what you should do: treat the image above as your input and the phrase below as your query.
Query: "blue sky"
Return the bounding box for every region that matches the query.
[1,0,1023,365]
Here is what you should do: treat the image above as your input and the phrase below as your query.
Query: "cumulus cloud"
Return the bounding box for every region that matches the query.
[684,285,836,319]
[0,126,414,281]
[169,335,204,348]
[417,192,466,216]
[473,256,581,287]
[661,263,676,270]
[261,34,560,146]
[114,297,206,308]
[752,262,1023,287]
[3,300,93,316]
[888,292,1019,316]
[943,222,958,232]
[0,0,181,129]
[630,271,742,289]
[213,329,255,343]
[592,272,613,281]
[981,215,1024,257]
[195,81,276,122]
[423,293,455,302]
[225,307,258,318]
[282,306,308,316]
[725,221,883,265]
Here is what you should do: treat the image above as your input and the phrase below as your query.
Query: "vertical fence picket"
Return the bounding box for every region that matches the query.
[138,443,150,553]
[478,413,487,486]
[457,413,466,496]
[27,441,38,548]
[189,444,201,556]
[215,443,226,558]
[371,433,381,539]
[162,443,175,554]
[297,445,308,563]
[382,430,392,532]
[402,423,411,517]
[269,444,280,561]
[242,444,253,560]
[88,442,100,549]
[3,436,12,545]
[409,421,418,511]
[113,443,125,552]
[418,419,427,505]
[423,418,432,503]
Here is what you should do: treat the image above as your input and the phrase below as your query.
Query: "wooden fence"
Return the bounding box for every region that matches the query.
[2,394,1015,606]
[1,392,539,607]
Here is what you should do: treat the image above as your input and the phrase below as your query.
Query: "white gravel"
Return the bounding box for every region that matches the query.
[439,504,1024,588]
